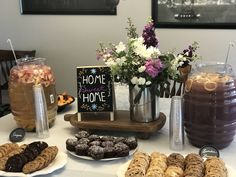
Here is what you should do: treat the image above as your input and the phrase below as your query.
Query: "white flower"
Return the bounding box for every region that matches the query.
[105,58,116,67]
[137,77,146,85]
[146,81,152,85]
[116,57,127,66]
[132,37,144,47]
[179,61,184,67]
[115,42,126,53]
[131,77,138,85]
[133,44,147,58]
[138,66,146,73]
[146,46,161,56]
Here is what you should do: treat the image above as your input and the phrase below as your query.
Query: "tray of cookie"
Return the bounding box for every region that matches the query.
[66,130,138,161]
[117,151,236,177]
[0,141,67,177]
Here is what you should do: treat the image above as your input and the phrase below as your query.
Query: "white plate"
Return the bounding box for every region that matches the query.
[68,148,137,161]
[0,151,67,177]
[116,160,236,177]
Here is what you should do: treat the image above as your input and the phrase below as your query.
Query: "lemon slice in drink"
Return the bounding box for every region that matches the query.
[185,79,193,92]
[218,75,231,83]
[204,81,217,92]
[195,76,209,83]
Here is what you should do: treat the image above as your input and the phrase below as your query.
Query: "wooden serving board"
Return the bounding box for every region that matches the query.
[64,111,166,139]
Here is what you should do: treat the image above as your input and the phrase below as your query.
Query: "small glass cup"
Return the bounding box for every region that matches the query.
[169,96,184,151]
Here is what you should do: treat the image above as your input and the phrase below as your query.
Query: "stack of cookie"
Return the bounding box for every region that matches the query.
[125,151,229,177]
[204,157,227,177]
[164,153,185,177]
[0,144,27,170]
[4,141,48,172]
[146,152,167,177]
[0,143,19,159]
[184,153,204,177]
[0,141,58,174]
[23,146,58,174]
[125,152,150,177]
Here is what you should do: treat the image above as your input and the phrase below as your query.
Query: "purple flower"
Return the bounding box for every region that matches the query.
[142,21,159,48]
[145,59,163,78]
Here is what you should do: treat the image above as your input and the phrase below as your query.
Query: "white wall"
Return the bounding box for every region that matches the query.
[1,0,236,96]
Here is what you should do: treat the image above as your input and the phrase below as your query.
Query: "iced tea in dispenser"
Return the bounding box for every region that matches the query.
[183,62,236,149]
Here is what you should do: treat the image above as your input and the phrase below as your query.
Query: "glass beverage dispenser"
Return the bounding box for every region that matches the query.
[183,62,236,149]
[8,57,57,131]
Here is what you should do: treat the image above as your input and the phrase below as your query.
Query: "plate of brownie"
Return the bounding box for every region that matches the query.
[68,147,137,161]
[66,130,138,161]
[116,151,236,177]
[0,141,68,177]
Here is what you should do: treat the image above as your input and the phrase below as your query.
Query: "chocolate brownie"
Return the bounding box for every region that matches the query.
[114,142,130,157]
[100,136,115,142]
[75,130,90,140]
[89,140,101,146]
[104,146,115,158]
[123,136,138,150]
[88,134,100,141]
[77,138,90,145]
[114,137,125,144]
[75,144,89,156]
[66,138,79,151]
[87,145,104,160]
[101,141,114,147]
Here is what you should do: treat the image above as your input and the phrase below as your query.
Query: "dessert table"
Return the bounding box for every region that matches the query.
[0,87,235,176]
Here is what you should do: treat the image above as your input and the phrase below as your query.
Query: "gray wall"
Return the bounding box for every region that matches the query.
[1,0,236,96]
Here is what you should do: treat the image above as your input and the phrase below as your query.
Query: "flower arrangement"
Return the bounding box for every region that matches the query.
[96,18,199,100]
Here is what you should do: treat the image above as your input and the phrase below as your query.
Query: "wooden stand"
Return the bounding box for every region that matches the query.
[64,110,166,139]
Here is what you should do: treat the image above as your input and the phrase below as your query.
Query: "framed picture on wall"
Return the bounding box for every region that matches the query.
[20,0,119,15]
[152,0,236,28]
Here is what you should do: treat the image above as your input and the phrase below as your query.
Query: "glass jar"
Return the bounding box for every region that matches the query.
[183,62,236,149]
[8,57,57,131]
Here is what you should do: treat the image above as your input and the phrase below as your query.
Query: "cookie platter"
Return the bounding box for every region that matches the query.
[117,151,236,177]
[0,141,67,177]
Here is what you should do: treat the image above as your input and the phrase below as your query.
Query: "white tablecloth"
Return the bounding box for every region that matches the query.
[0,86,235,176]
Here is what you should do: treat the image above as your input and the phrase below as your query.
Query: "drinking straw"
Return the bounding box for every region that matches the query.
[224,42,235,73]
[6,39,18,64]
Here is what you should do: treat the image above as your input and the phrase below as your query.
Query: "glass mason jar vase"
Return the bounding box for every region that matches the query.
[183,62,236,149]
[8,57,57,131]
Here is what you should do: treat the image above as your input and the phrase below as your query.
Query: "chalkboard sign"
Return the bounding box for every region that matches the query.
[20,0,118,15]
[77,66,113,112]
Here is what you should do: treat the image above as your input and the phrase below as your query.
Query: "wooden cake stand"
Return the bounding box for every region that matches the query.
[64,110,166,139]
